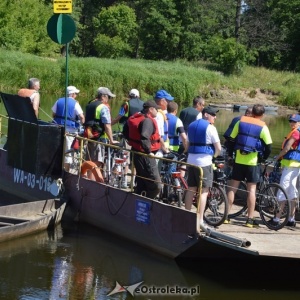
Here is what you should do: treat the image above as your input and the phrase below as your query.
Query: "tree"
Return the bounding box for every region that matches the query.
[0,0,59,56]
[93,4,137,58]
[240,0,288,69]
[206,36,253,74]
[137,0,182,60]
[269,0,300,71]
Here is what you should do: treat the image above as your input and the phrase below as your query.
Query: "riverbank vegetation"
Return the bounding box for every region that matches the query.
[1,1,300,107]
[0,49,300,108]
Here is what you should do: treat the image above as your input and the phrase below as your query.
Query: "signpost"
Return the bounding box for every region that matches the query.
[47,1,76,172]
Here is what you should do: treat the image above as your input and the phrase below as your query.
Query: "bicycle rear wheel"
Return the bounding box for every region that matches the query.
[228,181,248,218]
[259,183,290,230]
[204,184,228,226]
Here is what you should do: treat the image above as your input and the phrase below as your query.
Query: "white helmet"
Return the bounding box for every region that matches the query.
[129,88,140,98]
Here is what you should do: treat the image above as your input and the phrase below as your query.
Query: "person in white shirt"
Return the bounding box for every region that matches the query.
[184,106,221,230]
[52,85,85,171]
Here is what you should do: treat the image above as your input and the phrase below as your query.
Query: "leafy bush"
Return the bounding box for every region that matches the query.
[206,37,255,75]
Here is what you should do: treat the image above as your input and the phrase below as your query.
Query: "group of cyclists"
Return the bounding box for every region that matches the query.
[37,81,298,231]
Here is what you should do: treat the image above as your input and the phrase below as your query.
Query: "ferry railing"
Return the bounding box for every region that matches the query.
[64,133,203,209]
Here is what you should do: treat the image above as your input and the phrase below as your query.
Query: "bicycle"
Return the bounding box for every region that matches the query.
[108,147,129,188]
[159,151,186,207]
[200,156,229,227]
[227,160,290,230]
[159,152,229,226]
[98,131,130,188]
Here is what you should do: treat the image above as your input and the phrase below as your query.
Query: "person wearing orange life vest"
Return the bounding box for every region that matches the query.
[127,100,161,199]
[18,78,40,118]
[227,104,272,228]
[268,114,300,228]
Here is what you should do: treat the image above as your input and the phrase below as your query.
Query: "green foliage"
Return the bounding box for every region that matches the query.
[94,35,132,58]
[1,49,300,109]
[138,0,182,60]
[93,4,137,58]
[0,0,60,56]
[280,91,300,107]
[206,37,255,75]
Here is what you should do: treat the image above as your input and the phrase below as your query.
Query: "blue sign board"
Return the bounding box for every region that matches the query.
[136,200,151,224]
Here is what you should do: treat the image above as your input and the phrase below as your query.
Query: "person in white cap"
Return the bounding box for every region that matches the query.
[52,85,85,171]
[18,78,41,118]
[111,88,144,126]
[84,86,118,167]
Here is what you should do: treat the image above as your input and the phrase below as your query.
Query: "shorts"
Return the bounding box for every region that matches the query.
[85,138,108,163]
[231,163,260,183]
[187,165,213,188]
[64,135,75,164]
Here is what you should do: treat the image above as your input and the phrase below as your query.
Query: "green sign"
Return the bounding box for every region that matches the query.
[47,14,76,44]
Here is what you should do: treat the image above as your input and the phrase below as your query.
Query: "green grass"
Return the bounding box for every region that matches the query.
[1,49,300,108]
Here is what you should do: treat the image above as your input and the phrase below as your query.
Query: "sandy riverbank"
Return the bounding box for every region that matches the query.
[209,88,296,116]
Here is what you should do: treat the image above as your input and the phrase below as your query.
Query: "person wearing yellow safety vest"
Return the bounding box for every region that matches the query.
[269,114,300,228]
[227,104,272,228]
[84,87,118,166]
[166,102,187,152]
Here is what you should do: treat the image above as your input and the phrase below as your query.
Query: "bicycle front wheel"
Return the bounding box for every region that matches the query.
[204,185,228,226]
[259,183,290,230]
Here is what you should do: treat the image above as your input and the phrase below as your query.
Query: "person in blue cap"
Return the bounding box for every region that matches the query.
[154,89,174,170]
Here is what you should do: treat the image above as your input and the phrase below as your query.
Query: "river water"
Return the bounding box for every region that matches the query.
[0,218,299,300]
[0,99,299,299]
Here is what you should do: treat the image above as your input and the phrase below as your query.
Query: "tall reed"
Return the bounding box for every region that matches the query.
[1,49,300,108]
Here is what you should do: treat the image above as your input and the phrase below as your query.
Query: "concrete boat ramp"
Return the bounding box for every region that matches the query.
[204,216,300,259]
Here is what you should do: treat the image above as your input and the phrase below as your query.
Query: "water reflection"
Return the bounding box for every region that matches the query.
[0,222,189,300]
[1,219,300,299]
[0,218,299,300]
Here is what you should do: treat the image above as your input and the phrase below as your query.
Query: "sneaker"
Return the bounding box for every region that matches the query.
[223,218,231,224]
[245,218,260,228]
[286,220,296,227]
[267,219,279,227]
